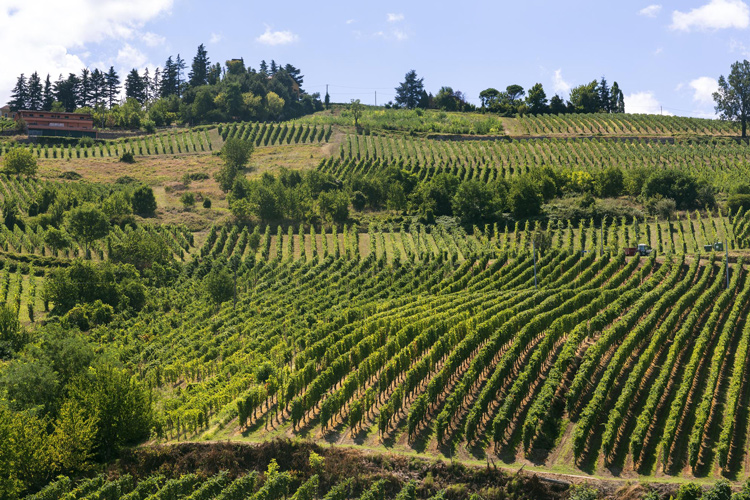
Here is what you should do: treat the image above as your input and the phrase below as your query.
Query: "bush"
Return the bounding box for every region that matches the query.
[675,483,702,500]
[203,198,212,209]
[727,194,750,214]
[180,192,196,209]
[645,197,676,219]
[78,137,95,147]
[119,151,135,164]
[59,171,82,180]
[4,148,37,176]
[642,170,699,209]
[132,186,157,216]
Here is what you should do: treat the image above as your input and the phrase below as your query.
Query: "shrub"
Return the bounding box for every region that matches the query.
[132,186,157,216]
[119,151,135,164]
[203,198,212,209]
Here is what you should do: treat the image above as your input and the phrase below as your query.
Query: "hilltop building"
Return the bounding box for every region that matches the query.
[15,110,96,139]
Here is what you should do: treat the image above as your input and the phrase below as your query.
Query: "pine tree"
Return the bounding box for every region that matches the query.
[125,69,147,103]
[42,74,54,111]
[610,82,625,113]
[270,60,278,76]
[161,57,178,97]
[141,68,151,103]
[599,77,611,113]
[259,60,269,77]
[395,70,425,109]
[79,68,92,108]
[284,64,304,87]
[54,73,81,111]
[175,54,186,96]
[27,72,43,111]
[8,74,29,111]
[207,62,222,85]
[90,69,106,106]
[105,67,121,108]
[150,68,161,101]
[189,44,210,87]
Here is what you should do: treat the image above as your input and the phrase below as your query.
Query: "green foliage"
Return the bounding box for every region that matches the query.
[132,185,157,216]
[703,480,732,500]
[119,151,135,164]
[675,483,703,500]
[509,176,543,218]
[66,204,110,254]
[568,484,598,500]
[180,191,196,209]
[44,228,71,253]
[4,148,37,176]
[109,230,173,271]
[451,180,500,223]
[217,138,254,191]
[0,303,25,357]
[204,266,234,306]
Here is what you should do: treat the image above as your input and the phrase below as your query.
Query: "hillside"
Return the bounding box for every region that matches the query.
[5,109,750,499]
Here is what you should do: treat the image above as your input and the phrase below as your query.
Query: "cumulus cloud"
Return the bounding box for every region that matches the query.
[625,91,673,115]
[639,5,662,17]
[671,0,750,31]
[552,69,571,95]
[141,32,165,47]
[689,76,719,104]
[256,26,299,46]
[116,43,147,69]
[0,0,172,103]
[387,13,405,22]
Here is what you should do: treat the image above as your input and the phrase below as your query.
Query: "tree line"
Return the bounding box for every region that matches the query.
[7,44,323,130]
[390,70,625,117]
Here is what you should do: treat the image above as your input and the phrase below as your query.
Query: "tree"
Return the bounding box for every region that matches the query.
[350,99,364,128]
[51,399,98,474]
[4,148,37,176]
[45,227,72,254]
[714,60,750,137]
[395,70,425,109]
[526,83,548,115]
[217,138,254,192]
[549,94,566,114]
[204,267,234,305]
[568,80,601,113]
[506,84,525,103]
[67,204,110,256]
[509,176,543,218]
[132,185,157,216]
[105,67,120,108]
[27,72,43,111]
[8,74,28,111]
[125,69,148,103]
[452,180,500,222]
[79,68,92,108]
[610,82,625,113]
[189,44,210,87]
[266,91,285,118]
[479,88,501,110]
[180,192,196,209]
[42,74,54,111]
[599,77,611,113]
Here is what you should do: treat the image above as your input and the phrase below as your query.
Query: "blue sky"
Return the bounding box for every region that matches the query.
[3,0,750,117]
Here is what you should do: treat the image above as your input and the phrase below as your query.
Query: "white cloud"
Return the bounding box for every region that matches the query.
[346,19,356,24]
[671,0,750,31]
[141,32,165,47]
[256,26,299,46]
[210,33,223,44]
[639,5,662,17]
[689,76,719,104]
[393,30,408,41]
[552,69,571,95]
[0,0,173,103]
[730,38,750,57]
[654,47,664,55]
[116,43,147,69]
[625,91,673,115]
[387,13,405,23]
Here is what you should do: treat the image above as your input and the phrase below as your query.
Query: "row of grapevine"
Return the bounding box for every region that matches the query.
[219,122,332,146]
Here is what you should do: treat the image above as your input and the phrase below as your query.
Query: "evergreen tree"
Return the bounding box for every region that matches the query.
[549,94,566,114]
[189,44,210,87]
[55,73,81,111]
[175,54,186,96]
[8,74,28,111]
[90,69,106,107]
[150,68,161,101]
[161,56,178,97]
[125,69,147,103]
[105,67,121,108]
[599,77,611,113]
[27,72,43,111]
[270,60,278,75]
[324,90,330,110]
[207,62,222,85]
[141,68,151,102]
[395,70,425,109]
[610,82,625,113]
[259,60,269,77]
[42,74,54,111]
[526,83,548,114]
[284,64,304,87]
[79,68,92,108]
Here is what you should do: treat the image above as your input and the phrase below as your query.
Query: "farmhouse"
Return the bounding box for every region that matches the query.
[0,106,13,119]
[15,110,96,138]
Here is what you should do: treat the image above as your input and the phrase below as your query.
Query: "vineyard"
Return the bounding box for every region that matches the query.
[514,113,741,137]
[319,133,750,190]
[68,214,746,483]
